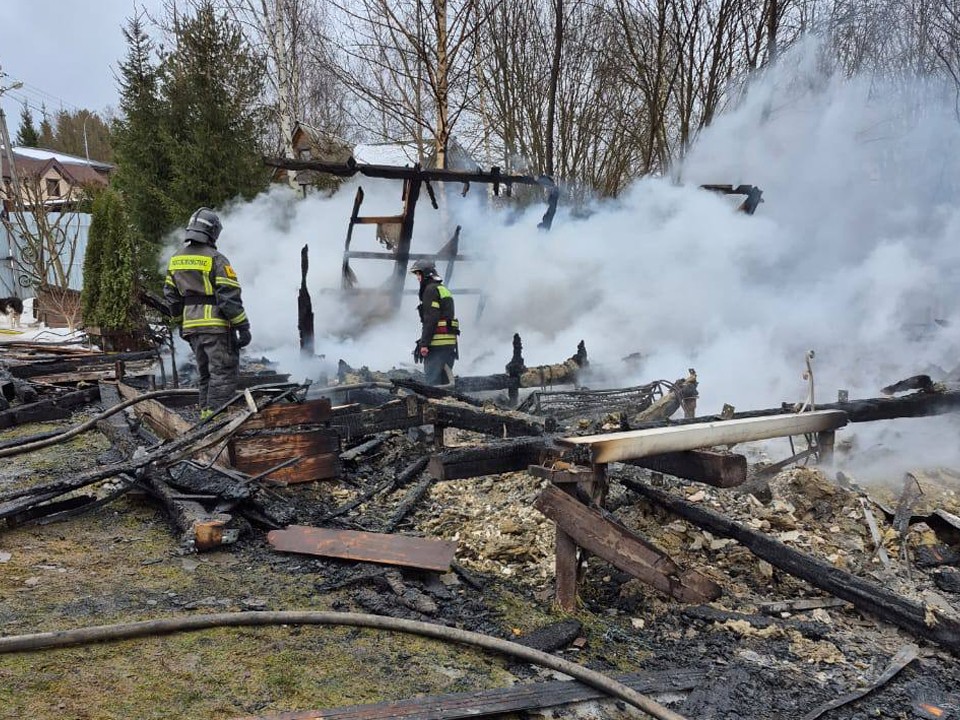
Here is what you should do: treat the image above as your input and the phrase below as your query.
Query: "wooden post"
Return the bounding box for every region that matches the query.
[554,475,581,612]
[505,333,524,408]
[817,430,835,467]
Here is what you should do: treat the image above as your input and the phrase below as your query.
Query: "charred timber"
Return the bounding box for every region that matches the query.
[329,396,546,441]
[627,388,960,430]
[0,386,100,430]
[429,438,555,481]
[622,476,960,655]
[264,156,556,191]
[8,350,159,379]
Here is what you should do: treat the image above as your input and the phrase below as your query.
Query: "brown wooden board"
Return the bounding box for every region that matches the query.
[534,484,721,603]
[240,397,332,431]
[628,449,747,488]
[233,452,341,483]
[267,525,456,571]
[229,429,340,466]
[231,667,705,720]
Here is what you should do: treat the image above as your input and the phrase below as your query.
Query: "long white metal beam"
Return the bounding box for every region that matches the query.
[558,410,848,464]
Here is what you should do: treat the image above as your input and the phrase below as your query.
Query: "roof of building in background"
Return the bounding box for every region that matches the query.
[353,137,480,171]
[353,142,421,167]
[9,146,113,172]
[1,145,113,186]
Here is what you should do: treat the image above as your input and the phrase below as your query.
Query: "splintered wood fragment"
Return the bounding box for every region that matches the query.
[117,380,200,443]
[801,645,919,720]
[859,497,890,568]
[239,397,332,431]
[230,667,705,720]
[528,462,595,485]
[559,410,848,464]
[534,484,721,603]
[268,525,456,572]
[627,450,747,488]
[758,598,848,615]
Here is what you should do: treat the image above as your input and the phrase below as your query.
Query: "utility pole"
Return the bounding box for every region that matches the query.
[0,65,26,295]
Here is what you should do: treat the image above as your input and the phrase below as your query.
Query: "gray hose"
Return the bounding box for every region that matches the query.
[0,388,198,459]
[0,610,688,720]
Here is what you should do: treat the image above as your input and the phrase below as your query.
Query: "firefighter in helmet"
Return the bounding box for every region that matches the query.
[164,207,252,419]
[411,259,459,385]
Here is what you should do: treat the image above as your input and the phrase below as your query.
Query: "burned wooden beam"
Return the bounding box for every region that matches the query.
[0,386,100,429]
[627,450,747,488]
[329,395,545,442]
[534,484,722,605]
[298,244,315,357]
[268,525,456,572]
[559,410,848,464]
[140,470,238,552]
[626,388,960,431]
[7,349,159,379]
[429,438,552,480]
[622,476,960,655]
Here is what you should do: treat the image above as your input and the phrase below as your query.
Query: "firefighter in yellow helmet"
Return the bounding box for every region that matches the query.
[410,259,459,385]
[164,207,251,419]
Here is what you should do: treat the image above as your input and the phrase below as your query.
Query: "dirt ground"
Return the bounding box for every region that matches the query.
[1,413,959,720]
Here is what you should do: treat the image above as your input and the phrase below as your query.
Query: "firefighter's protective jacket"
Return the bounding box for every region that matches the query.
[164,242,249,336]
[417,279,459,348]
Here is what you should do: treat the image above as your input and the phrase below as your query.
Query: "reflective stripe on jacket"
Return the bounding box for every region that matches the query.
[163,242,249,336]
[418,280,459,348]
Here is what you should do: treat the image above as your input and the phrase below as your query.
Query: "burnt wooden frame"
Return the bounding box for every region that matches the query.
[265,157,559,308]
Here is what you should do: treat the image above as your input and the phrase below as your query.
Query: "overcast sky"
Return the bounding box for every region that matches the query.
[0,0,163,131]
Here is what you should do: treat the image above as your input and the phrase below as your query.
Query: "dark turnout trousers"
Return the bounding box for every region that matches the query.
[187,333,239,411]
[424,345,456,386]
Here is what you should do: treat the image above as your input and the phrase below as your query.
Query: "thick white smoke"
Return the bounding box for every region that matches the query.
[166,38,960,482]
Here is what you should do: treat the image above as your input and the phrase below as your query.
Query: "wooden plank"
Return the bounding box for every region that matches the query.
[117,381,195,437]
[234,452,341,483]
[534,485,721,603]
[558,410,848,464]
[267,525,456,571]
[240,397,332,431]
[231,667,706,720]
[627,450,747,488]
[229,429,340,466]
[8,350,159,379]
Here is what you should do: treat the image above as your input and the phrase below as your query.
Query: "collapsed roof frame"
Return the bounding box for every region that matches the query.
[265,157,559,307]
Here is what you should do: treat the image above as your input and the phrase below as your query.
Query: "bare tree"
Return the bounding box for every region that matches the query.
[0,177,89,330]
[330,0,488,167]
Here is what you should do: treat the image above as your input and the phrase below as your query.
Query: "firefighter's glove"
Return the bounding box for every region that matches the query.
[413,340,424,364]
[236,327,252,349]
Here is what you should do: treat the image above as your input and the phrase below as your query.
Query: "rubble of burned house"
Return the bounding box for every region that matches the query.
[2,319,960,720]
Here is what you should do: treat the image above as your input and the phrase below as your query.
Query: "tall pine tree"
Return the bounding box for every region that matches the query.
[159,0,269,221]
[111,10,172,264]
[15,102,39,147]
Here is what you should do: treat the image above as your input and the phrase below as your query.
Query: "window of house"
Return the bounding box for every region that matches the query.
[46,179,61,197]
[298,147,312,160]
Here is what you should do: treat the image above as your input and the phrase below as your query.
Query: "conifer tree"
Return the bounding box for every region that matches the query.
[111,10,172,263]
[15,102,39,147]
[159,0,269,220]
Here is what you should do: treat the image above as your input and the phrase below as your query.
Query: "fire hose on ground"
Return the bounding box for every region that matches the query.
[0,610,689,720]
